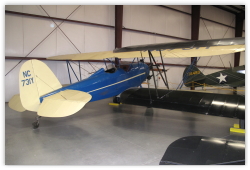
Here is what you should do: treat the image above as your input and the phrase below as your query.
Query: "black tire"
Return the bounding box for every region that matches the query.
[113,96,120,104]
[32,121,39,129]
[239,119,245,129]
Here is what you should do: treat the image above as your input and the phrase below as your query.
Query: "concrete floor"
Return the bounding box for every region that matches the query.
[5,98,244,165]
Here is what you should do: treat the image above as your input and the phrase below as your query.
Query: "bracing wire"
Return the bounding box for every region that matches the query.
[5,5,82,77]
[39,5,96,72]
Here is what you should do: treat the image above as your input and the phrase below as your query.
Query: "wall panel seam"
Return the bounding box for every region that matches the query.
[6,9,244,42]
[6,9,240,31]
[5,10,115,28]
[156,6,245,31]
[123,28,190,41]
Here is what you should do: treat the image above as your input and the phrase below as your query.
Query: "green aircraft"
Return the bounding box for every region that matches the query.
[183,65,245,88]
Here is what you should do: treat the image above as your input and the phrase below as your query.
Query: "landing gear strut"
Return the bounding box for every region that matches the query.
[113,96,120,104]
[32,116,41,129]
[239,119,245,129]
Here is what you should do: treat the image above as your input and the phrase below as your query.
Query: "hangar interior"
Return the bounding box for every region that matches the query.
[5,5,245,165]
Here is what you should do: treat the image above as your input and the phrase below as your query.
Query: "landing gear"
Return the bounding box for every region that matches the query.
[32,116,41,129]
[113,96,120,104]
[32,121,39,129]
[239,119,245,129]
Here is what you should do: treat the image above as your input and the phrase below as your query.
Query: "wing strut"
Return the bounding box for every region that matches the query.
[148,50,170,90]
[66,60,72,84]
[79,61,82,81]
[148,50,159,98]
[159,50,169,90]
[66,60,87,84]
[147,78,153,104]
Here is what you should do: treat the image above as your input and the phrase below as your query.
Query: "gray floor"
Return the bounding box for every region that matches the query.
[5,98,244,165]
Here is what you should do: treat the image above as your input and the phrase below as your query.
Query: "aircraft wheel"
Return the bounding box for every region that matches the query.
[113,96,120,104]
[239,119,245,129]
[32,121,39,129]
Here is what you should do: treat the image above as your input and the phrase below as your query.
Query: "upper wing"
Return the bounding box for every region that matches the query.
[113,37,245,53]
[47,37,245,60]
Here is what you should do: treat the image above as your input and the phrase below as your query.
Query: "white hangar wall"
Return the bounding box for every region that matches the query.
[122,5,244,91]
[5,5,115,101]
[122,5,192,89]
[198,6,245,94]
[5,5,245,101]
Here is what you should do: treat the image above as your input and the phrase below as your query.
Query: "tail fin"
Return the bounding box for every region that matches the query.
[183,65,205,87]
[19,60,62,112]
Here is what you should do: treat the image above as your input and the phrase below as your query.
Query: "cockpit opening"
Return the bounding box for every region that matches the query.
[120,64,130,72]
[105,67,116,73]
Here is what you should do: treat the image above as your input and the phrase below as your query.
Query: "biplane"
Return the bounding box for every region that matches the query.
[183,64,245,88]
[8,37,245,129]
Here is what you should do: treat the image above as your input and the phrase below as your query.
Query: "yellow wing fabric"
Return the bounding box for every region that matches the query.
[19,60,62,112]
[8,94,26,112]
[38,90,92,117]
[48,51,115,60]
[47,37,245,60]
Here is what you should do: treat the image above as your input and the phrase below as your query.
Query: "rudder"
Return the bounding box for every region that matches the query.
[19,60,62,112]
[183,65,205,87]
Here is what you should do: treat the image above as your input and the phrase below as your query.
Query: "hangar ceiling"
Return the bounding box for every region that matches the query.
[213,5,245,15]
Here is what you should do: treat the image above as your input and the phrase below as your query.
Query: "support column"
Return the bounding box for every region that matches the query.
[115,5,123,49]
[233,12,244,95]
[190,5,200,90]
[234,13,244,67]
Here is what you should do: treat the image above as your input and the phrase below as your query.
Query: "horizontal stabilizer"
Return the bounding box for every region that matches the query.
[228,80,245,87]
[38,90,92,117]
[8,94,26,112]
[62,84,70,87]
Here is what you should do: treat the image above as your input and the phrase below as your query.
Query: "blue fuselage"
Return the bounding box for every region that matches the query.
[40,62,149,103]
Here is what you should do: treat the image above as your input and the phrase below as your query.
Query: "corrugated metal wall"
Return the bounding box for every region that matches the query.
[5,5,245,101]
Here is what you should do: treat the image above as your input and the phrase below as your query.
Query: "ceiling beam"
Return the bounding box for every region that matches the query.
[227,5,245,13]
[158,5,190,15]
[212,5,238,15]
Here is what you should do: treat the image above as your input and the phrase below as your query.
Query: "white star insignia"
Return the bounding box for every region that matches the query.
[216,73,227,83]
